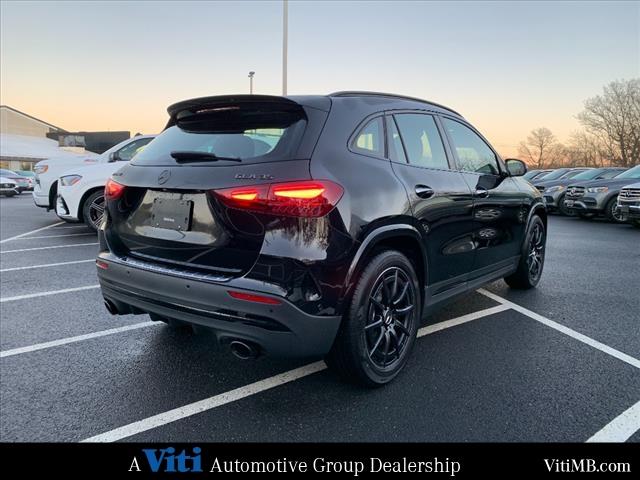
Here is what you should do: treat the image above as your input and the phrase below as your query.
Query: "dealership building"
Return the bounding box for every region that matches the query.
[0,105,129,171]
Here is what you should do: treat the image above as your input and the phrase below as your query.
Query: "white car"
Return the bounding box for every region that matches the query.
[33,135,155,212]
[56,137,155,230]
[0,177,18,197]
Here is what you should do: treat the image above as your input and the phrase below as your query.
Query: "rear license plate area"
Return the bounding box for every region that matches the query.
[151,198,193,231]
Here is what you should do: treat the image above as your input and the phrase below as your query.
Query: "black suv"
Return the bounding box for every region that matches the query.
[97,92,546,386]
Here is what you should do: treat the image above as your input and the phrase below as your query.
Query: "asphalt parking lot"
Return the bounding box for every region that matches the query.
[1,193,638,442]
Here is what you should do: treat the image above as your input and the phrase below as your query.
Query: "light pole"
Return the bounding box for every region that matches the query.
[282,0,288,95]
[248,71,255,94]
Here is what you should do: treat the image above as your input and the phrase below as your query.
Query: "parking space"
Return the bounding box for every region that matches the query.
[1,193,639,443]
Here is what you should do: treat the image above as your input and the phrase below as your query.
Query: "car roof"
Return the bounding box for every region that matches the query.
[328,91,462,117]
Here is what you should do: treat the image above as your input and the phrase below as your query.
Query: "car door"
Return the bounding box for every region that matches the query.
[439,116,526,278]
[386,113,475,294]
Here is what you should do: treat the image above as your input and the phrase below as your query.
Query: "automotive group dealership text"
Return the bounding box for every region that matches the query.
[130,451,462,476]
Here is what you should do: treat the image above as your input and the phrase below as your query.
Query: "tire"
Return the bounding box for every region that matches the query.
[149,312,191,330]
[504,215,546,289]
[82,190,106,232]
[557,194,574,216]
[605,197,626,223]
[3,192,15,197]
[326,250,421,387]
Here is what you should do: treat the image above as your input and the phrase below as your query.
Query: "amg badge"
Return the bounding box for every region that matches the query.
[235,173,274,180]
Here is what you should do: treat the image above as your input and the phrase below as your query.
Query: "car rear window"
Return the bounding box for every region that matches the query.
[132,104,307,166]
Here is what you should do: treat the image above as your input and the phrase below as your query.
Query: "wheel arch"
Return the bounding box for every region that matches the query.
[529,201,547,229]
[48,181,58,209]
[342,224,428,302]
[77,186,105,220]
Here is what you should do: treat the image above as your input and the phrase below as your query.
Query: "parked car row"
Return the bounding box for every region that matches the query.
[0,176,19,197]
[528,165,640,227]
[0,168,33,194]
[32,135,155,230]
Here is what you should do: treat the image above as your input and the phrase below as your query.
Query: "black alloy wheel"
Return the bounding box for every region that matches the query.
[326,250,421,386]
[526,221,545,284]
[365,267,416,370]
[504,215,546,289]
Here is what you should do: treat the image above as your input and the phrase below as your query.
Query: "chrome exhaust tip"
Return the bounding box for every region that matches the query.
[229,340,260,360]
[103,298,118,315]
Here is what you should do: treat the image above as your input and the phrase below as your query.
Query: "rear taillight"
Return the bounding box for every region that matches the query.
[214,180,343,218]
[105,178,126,200]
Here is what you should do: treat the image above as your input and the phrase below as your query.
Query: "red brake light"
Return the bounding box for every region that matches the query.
[105,178,126,200]
[214,180,343,217]
[227,290,282,305]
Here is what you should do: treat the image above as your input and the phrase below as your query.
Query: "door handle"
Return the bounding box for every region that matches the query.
[475,188,489,198]
[415,185,435,199]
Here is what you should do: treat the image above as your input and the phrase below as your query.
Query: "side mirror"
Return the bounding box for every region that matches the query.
[505,158,527,177]
[108,152,120,163]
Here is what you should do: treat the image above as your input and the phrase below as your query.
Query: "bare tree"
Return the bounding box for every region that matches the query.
[518,127,564,168]
[565,131,608,167]
[577,79,640,167]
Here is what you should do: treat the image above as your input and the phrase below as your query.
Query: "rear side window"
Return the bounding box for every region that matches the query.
[132,103,307,166]
[351,117,384,156]
[442,118,499,175]
[393,114,449,169]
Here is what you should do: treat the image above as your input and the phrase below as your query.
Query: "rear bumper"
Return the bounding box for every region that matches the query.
[97,251,342,357]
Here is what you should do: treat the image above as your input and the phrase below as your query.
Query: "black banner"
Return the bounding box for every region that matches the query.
[0,443,636,476]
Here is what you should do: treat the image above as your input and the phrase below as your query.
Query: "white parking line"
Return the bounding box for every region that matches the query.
[0,321,157,358]
[81,304,504,442]
[82,361,327,443]
[19,233,95,240]
[0,259,95,273]
[0,285,100,303]
[587,400,640,442]
[0,221,64,244]
[417,304,510,337]
[477,289,640,370]
[0,242,98,254]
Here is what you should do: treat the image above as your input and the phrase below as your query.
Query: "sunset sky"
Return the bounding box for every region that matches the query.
[1,0,638,157]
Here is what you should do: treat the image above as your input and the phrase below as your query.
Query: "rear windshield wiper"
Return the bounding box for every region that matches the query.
[170,151,242,163]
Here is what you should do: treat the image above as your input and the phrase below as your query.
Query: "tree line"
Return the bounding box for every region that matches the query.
[518,79,640,169]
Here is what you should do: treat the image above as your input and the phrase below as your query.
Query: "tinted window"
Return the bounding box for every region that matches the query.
[561,169,588,179]
[616,165,640,179]
[133,105,307,166]
[601,170,623,179]
[538,169,569,181]
[352,117,384,156]
[442,118,499,175]
[571,169,601,180]
[394,114,448,169]
[386,116,407,163]
[117,137,153,161]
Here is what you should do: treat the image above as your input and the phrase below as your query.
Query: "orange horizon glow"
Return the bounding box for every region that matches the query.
[1,1,638,159]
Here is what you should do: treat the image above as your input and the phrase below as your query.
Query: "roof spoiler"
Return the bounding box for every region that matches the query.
[165,95,304,131]
[167,95,300,117]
